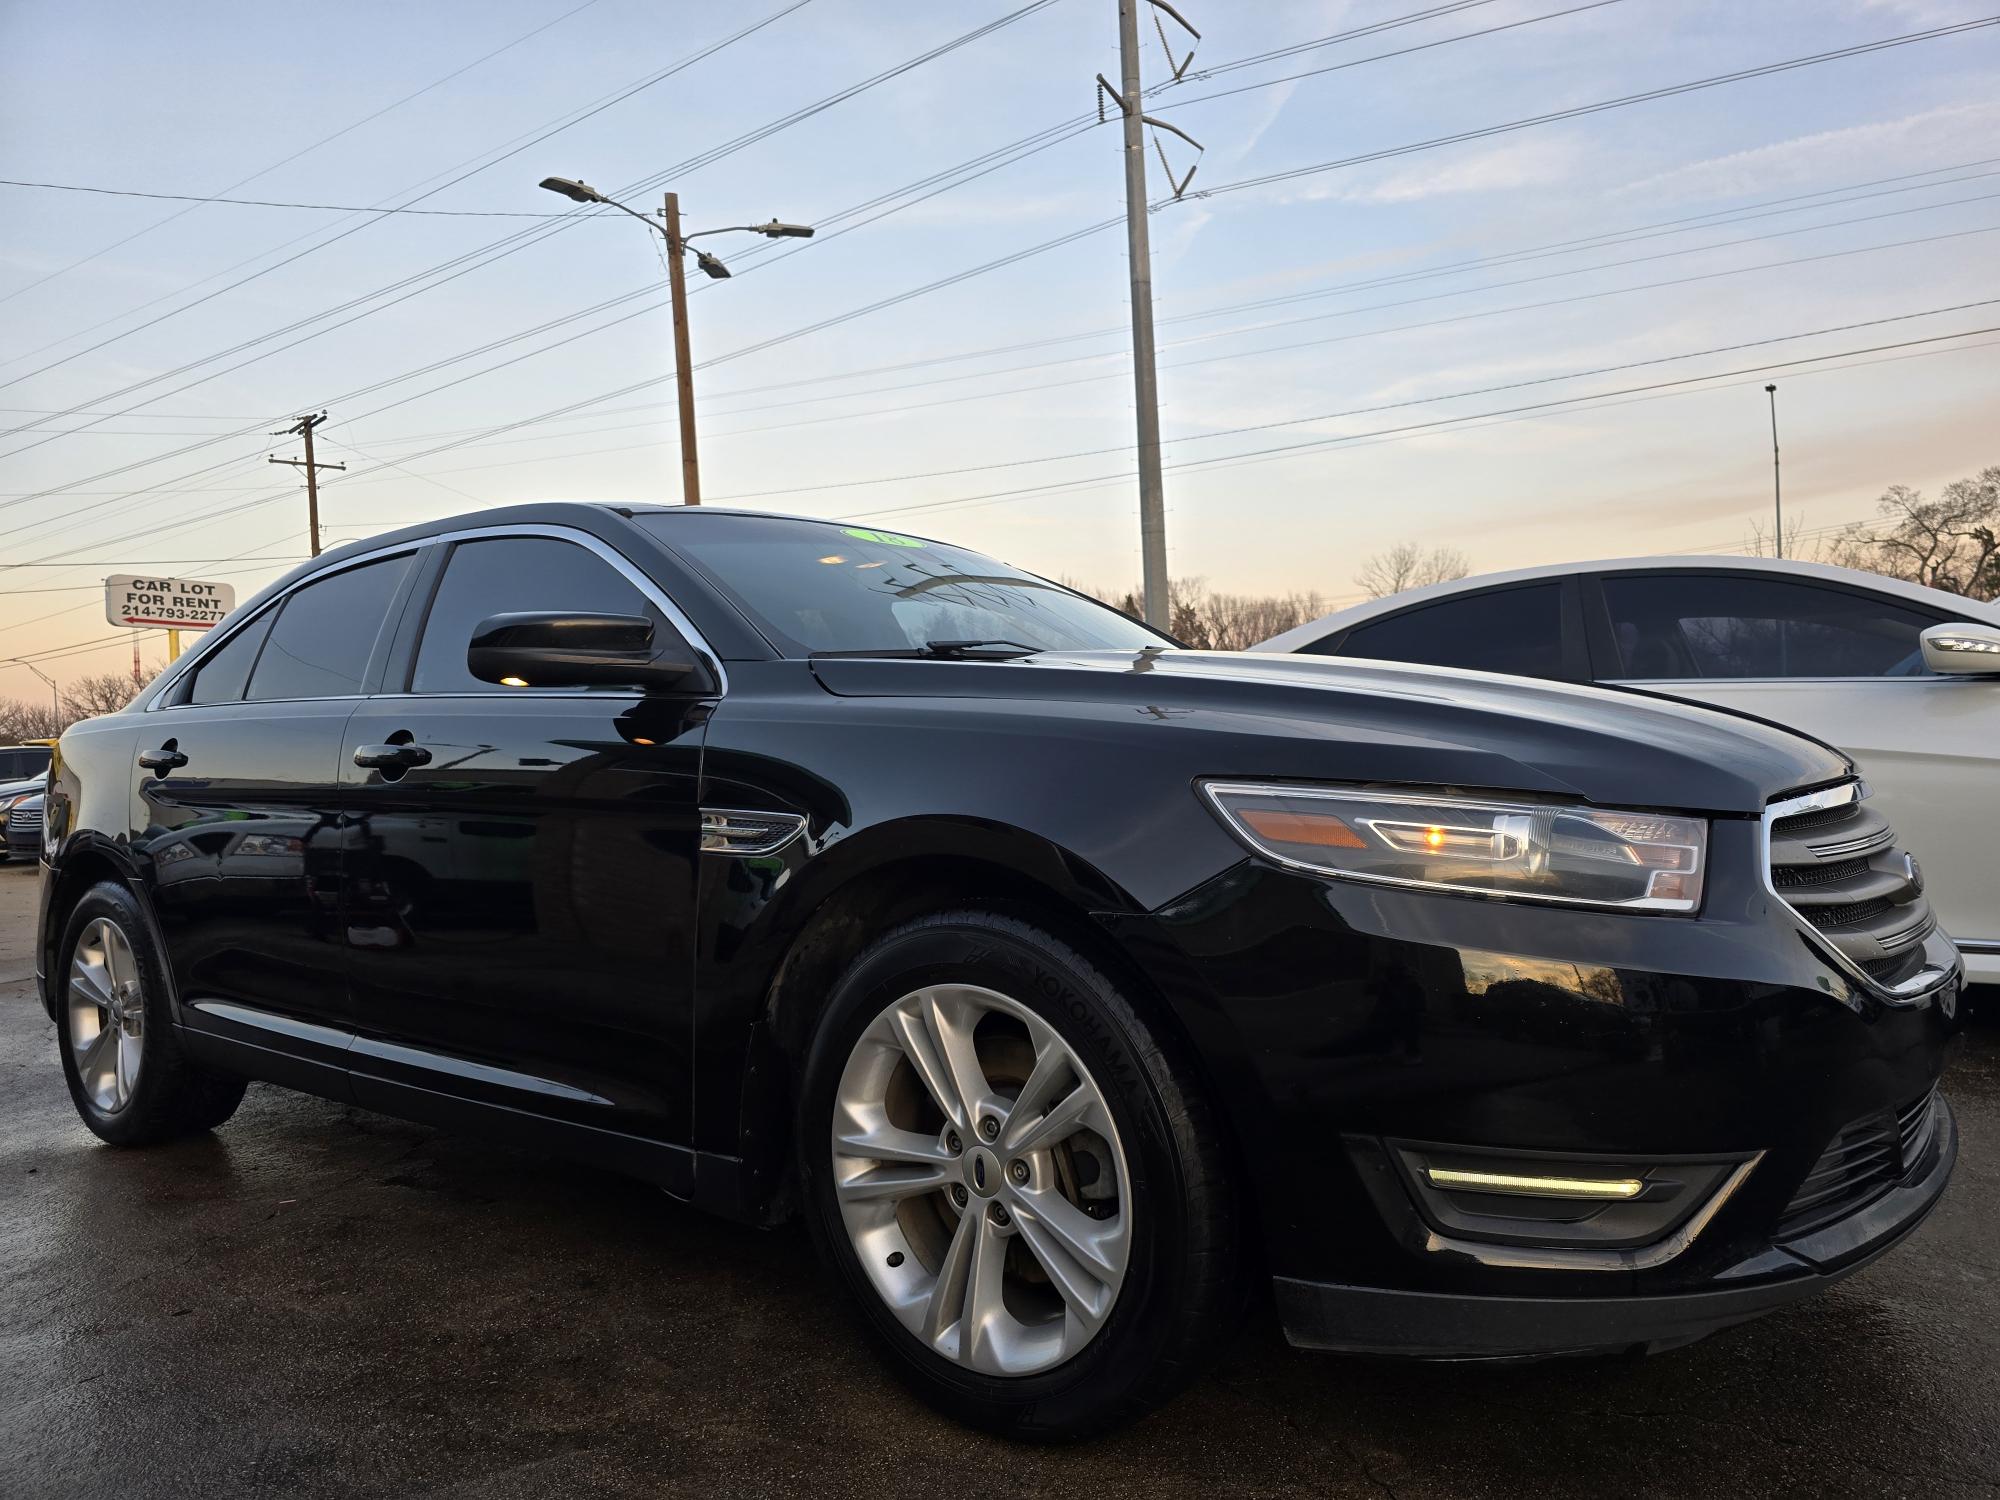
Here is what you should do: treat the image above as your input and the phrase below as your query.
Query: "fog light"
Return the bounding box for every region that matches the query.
[1424,1166,1644,1201]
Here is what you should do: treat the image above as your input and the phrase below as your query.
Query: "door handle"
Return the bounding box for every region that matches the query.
[138,746,188,772]
[353,743,433,770]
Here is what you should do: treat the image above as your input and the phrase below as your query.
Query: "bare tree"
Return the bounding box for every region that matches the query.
[1754,469,2000,600]
[1069,574,1332,650]
[0,665,159,746]
[0,698,65,744]
[1354,542,1470,599]
[64,671,153,720]
[1848,470,2000,600]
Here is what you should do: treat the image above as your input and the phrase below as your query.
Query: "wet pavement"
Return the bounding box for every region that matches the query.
[2,859,1996,1498]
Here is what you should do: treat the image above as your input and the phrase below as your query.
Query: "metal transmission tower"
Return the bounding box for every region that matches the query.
[1098,0,1202,632]
[269,412,344,556]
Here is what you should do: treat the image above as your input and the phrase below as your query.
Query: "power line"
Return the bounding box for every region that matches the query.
[319,154,2000,448]
[0,0,1626,518]
[1189,16,2000,202]
[189,15,2000,514]
[296,215,2000,493]
[0,179,581,215]
[695,297,2000,501]
[5,13,1989,564]
[855,324,2000,522]
[0,0,817,413]
[0,0,1611,468]
[0,0,608,310]
[0,0,1063,485]
[314,208,2000,477]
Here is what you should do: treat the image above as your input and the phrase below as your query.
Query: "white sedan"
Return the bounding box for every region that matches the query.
[1256,556,2000,986]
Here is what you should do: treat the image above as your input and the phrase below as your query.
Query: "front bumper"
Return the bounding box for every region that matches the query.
[1106,830,1962,1354]
[1276,1093,1956,1359]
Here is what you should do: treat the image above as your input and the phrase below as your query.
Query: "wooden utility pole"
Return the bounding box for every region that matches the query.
[269,412,345,555]
[663,193,701,506]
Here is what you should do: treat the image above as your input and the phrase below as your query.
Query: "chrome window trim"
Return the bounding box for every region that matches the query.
[148,524,726,709]
[1759,780,1959,1006]
[1419,1154,1763,1273]
[147,536,433,711]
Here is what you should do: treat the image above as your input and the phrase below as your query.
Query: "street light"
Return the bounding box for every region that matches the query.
[1764,383,1783,559]
[538,176,814,505]
[6,658,60,726]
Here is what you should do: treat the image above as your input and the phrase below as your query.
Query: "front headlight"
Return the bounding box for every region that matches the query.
[1202,782,1707,913]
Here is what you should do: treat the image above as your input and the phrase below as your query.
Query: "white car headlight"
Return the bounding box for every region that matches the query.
[1202,782,1707,913]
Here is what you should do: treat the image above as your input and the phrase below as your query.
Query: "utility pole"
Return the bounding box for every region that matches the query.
[663,193,702,506]
[1100,0,1202,633]
[1764,383,1783,559]
[270,412,345,556]
[1118,0,1167,631]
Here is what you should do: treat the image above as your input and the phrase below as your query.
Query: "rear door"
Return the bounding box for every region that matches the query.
[143,547,424,1093]
[1585,568,1992,949]
[337,527,711,1184]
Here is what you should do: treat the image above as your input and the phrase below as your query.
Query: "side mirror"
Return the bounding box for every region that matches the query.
[467,611,716,693]
[1920,621,2000,676]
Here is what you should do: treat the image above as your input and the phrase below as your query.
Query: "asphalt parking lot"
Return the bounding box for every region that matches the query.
[2,861,1997,1498]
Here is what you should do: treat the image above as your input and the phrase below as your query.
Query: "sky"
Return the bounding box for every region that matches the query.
[2,0,1997,697]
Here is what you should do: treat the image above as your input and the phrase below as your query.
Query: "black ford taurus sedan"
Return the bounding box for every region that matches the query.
[37,503,1960,1438]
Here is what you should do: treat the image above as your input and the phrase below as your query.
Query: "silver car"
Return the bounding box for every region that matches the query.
[1257,556,2000,986]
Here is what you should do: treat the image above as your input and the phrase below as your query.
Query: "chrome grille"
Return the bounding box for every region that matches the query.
[6,804,42,836]
[1764,782,1937,994]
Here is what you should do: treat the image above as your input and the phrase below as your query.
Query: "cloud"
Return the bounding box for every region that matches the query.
[1329,137,1585,205]
[1617,101,2000,202]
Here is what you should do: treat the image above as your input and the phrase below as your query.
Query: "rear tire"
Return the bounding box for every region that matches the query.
[796,910,1240,1439]
[56,881,247,1146]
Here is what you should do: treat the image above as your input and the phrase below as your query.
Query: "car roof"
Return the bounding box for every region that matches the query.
[1251,554,2000,652]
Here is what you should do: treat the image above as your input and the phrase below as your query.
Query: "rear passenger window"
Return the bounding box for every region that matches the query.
[1318,585,1567,679]
[245,554,414,701]
[185,611,275,706]
[410,537,660,694]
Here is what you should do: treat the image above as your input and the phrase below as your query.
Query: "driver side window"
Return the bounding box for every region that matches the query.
[410,536,662,694]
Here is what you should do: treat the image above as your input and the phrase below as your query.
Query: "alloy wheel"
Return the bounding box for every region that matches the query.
[68,917,144,1114]
[830,984,1131,1377]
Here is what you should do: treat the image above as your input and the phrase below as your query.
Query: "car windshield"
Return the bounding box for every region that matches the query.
[638,512,1168,656]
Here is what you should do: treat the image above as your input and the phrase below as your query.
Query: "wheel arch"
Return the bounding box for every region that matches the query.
[710,819,1240,1229]
[39,835,148,1023]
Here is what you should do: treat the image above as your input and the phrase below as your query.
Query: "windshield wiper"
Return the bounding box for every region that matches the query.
[809,639,1043,661]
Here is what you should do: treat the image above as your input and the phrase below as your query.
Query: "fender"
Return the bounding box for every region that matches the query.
[688,812,1160,1222]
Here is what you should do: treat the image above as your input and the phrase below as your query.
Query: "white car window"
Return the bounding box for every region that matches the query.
[1602,574,1942,679]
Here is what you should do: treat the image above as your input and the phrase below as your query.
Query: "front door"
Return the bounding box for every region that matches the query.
[337,532,710,1184]
[143,549,421,1091]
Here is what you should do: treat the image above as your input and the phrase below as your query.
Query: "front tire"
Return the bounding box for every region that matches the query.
[56,881,247,1146]
[797,910,1240,1439]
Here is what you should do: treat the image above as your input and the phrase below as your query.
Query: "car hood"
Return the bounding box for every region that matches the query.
[808,648,1850,815]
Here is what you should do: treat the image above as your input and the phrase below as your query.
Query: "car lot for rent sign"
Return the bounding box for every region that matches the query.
[103,575,237,631]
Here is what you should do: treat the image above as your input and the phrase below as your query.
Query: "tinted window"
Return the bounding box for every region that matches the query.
[0,747,51,779]
[1602,574,1940,679]
[1321,584,1566,679]
[245,554,413,701]
[411,537,661,694]
[186,611,275,706]
[634,512,1163,655]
